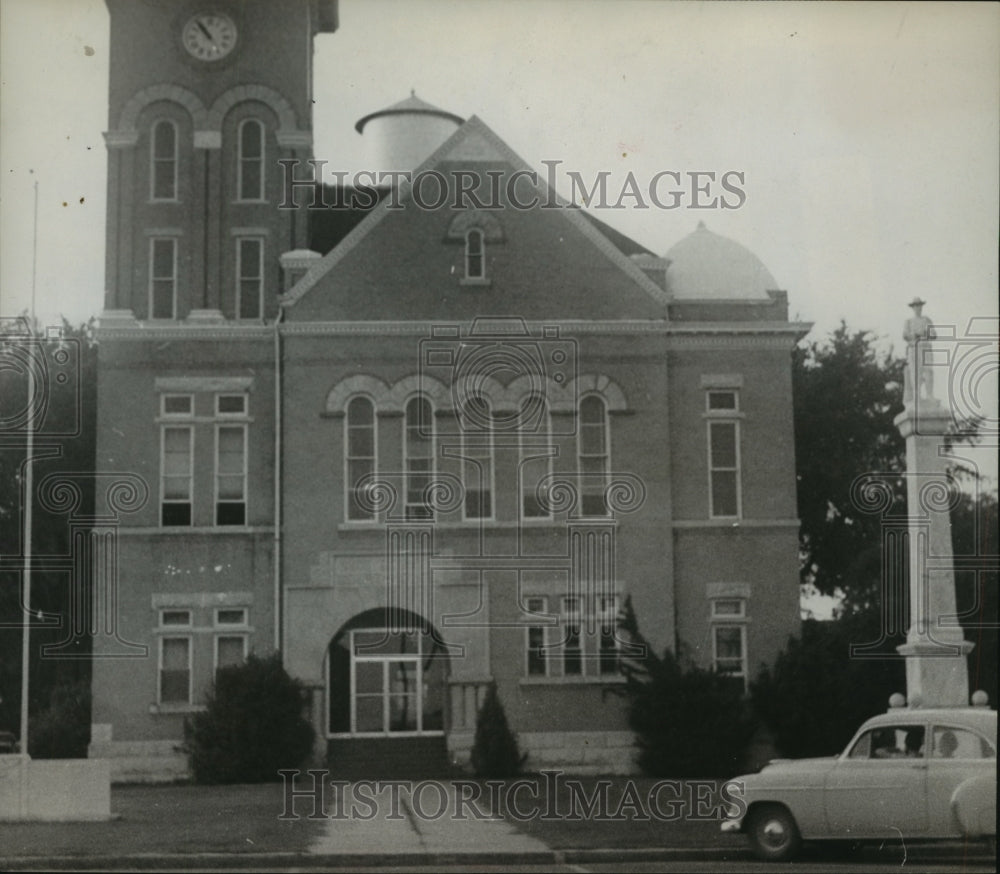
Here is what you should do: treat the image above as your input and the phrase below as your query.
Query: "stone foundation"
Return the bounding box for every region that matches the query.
[449,730,639,775]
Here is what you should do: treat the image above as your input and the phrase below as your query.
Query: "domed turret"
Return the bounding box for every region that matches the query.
[664,222,779,300]
[355,91,464,173]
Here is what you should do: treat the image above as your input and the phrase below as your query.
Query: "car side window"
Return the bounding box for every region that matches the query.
[931,726,995,759]
[849,725,925,759]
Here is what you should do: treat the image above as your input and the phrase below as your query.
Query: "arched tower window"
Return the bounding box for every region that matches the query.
[465,228,485,279]
[461,394,493,520]
[237,118,264,201]
[345,396,376,521]
[151,120,177,201]
[404,396,435,520]
[578,395,609,516]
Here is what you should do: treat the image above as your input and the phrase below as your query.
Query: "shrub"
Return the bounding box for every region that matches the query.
[29,680,91,758]
[619,596,756,778]
[750,614,904,758]
[184,653,314,784]
[470,683,524,778]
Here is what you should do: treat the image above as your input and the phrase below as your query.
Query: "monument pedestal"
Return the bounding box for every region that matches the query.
[893,401,973,708]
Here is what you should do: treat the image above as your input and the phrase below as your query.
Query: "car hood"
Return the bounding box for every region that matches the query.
[734,756,839,785]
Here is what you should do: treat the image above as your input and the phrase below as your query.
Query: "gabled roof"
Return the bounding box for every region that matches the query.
[282,115,671,315]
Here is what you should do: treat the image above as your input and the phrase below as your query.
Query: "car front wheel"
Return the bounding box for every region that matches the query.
[747,804,802,862]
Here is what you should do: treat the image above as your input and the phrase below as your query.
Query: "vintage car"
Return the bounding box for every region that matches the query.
[722,705,997,861]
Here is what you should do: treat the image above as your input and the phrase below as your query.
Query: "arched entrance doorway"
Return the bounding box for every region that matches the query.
[326,608,449,738]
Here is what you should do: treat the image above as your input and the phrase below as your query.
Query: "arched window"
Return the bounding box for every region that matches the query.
[151,120,177,201]
[345,397,376,521]
[465,228,485,279]
[404,396,435,520]
[578,395,609,516]
[519,394,553,519]
[461,395,493,520]
[237,119,264,201]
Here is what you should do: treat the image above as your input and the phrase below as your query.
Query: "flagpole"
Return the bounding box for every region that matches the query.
[20,180,39,785]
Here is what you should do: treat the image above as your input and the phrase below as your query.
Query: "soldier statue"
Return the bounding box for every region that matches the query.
[903,297,936,405]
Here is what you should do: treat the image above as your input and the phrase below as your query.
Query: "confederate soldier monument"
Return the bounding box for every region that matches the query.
[894,297,974,707]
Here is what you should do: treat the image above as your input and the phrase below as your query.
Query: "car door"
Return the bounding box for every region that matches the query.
[925,723,997,836]
[824,723,929,836]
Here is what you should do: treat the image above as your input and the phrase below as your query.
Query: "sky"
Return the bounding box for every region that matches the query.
[1,0,996,617]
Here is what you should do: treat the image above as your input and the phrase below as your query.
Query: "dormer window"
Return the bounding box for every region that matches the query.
[465,228,485,280]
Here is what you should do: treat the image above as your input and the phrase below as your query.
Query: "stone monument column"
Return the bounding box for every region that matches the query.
[894,298,973,707]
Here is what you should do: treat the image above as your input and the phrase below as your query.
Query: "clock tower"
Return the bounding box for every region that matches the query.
[90,1,337,780]
[102,0,337,322]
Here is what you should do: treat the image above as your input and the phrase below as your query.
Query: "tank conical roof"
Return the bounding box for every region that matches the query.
[355,90,464,134]
[663,221,779,300]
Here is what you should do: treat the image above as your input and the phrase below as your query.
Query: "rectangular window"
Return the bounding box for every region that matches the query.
[709,421,740,518]
[215,424,247,526]
[161,425,193,526]
[160,609,192,627]
[159,637,191,704]
[215,607,248,627]
[712,625,746,678]
[525,596,549,676]
[216,393,247,417]
[562,597,583,676]
[215,635,247,673]
[150,238,177,320]
[707,390,738,412]
[162,394,193,417]
[598,595,619,675]
[236,237,263,320]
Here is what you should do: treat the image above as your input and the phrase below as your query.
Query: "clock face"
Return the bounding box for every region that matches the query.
[182,13,238,62]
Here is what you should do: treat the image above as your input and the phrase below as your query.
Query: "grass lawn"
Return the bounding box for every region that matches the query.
[0,782,323,859]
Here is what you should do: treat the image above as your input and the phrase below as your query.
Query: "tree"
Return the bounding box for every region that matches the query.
[618,596,757,777]
[184,653,314,784]
[470,683,524,778]
[0,317,97,745]
[793,322,907,605]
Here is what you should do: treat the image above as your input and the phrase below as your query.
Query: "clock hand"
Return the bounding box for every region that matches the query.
[196,20,214,41]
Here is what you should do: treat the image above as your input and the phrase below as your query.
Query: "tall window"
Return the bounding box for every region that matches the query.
[707,390,740,518]
[151,120,177,200]
[404,396,434,520]
[465,228,485,279]
[346,397,376,521]
[578,396,609,516]
[711,597,747,684]
[161,425,193,526]
[525,596,549,676]
[150,238,177,319]
[215,424,247,525]
[237,119,264,201]
[598,594,619,675]
[159,636,191,704]
[236,237,263,320]
[461,395,493,520]
[561,596,583,676]
[520,395,553,519]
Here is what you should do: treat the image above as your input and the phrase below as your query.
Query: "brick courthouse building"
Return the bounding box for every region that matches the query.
[89,0,808,779]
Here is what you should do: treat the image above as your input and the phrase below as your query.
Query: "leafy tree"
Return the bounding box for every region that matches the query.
[28,679,91,758]
[618,596,757,777]
[184,653,315,784]
[793,322,907,605]
[0,317,97,742]
[470,682,524,778]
